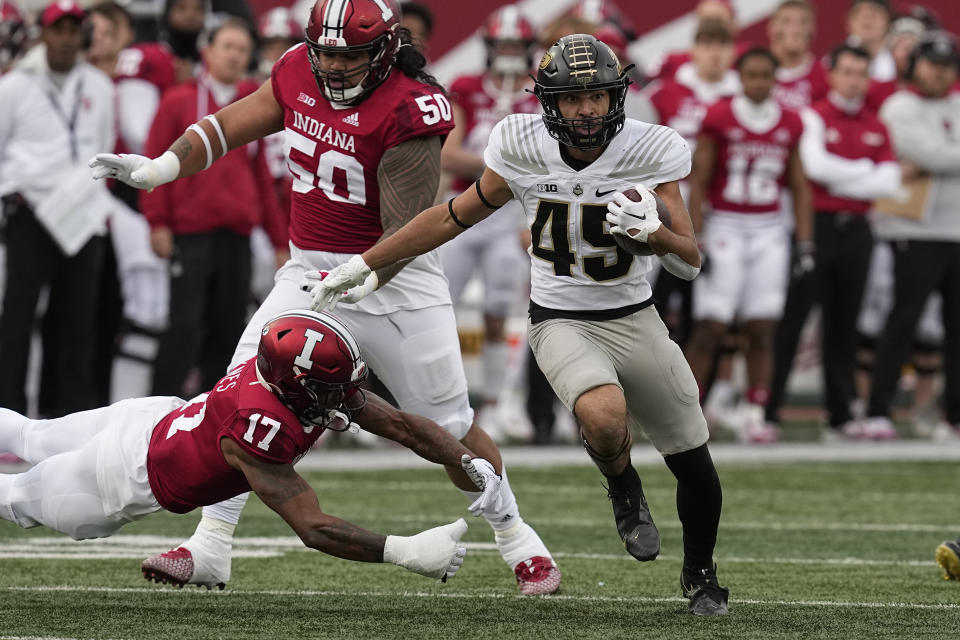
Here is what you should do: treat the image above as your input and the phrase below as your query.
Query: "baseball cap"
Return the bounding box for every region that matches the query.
[40,0,85,27]
[915,31,960,66]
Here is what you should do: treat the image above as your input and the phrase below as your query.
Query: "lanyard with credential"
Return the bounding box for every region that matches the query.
[44,75,85,163]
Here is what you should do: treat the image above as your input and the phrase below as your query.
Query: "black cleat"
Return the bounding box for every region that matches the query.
[681,564,730,616]
[936,539,960,580]
[606,482,660,561]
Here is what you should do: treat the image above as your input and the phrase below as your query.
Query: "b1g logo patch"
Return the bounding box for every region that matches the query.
[537,183,558,193]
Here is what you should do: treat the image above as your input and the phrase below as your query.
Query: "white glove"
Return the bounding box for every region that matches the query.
[383,518,468,581]
[605,187,662,242]
[307,255,374,311]
[301,267,379,311]
[460,454,503,516]
[88,150,180,191]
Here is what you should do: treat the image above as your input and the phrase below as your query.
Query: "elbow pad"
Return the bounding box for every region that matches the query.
[660,252,701,281]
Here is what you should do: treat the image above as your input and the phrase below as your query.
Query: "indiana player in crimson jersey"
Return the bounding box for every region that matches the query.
[438,5,540,431]
[0,311,509,584]
[90,0,560,596]
[767,0,828,111]
[685,47,813,444]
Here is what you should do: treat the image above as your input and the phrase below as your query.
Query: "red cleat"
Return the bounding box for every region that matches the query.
[514,556,561,595]
[141,547,225,590]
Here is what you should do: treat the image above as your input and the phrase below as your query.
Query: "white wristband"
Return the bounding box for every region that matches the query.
[154,150,181,185]
[383,534,410,567]
[204,114,228,159]
[187,123,213,170]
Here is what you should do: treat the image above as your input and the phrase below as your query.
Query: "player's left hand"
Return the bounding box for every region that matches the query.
[305,255,375,311]
[791,241,816,281]
[460,454,503,516]
[606,187,662,242]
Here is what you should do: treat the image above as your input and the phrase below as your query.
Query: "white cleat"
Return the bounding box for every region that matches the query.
[860,417,898,440]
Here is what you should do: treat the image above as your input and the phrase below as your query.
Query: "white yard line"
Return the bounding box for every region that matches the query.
[2,585,957,610]
[0,534,950,567]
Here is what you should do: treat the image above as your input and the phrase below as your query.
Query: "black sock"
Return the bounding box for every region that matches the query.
[664,443,722,569]
[605,460,642,493]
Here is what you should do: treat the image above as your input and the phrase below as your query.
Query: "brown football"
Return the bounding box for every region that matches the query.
[612,188,672,257]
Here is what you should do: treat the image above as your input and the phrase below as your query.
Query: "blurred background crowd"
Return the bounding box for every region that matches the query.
[0,0,958,452]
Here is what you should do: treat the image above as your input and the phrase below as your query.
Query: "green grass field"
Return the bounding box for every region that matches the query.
[1,458,958,639]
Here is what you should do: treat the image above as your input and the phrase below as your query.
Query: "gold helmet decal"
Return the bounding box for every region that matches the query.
[564,35,599,85]
[539,51,553,70]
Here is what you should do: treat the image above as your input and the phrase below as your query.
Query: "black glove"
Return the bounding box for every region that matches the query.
[791,241,816,281]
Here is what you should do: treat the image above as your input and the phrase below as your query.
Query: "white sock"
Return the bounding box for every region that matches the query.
[0,409,26,458]
[185,515,236,555]
[0,474,16,524]
[705,380,735,410]
[482,341,510,404]
[458,468,521,533]
[199,493,249,528]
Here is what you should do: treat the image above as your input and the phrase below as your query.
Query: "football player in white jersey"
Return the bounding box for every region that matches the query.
[312,34,730,616]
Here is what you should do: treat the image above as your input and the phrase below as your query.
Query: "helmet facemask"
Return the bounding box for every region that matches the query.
[533,34,633,150]
[305,28,397,104]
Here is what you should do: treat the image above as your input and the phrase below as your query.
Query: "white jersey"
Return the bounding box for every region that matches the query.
[484,114,691,312]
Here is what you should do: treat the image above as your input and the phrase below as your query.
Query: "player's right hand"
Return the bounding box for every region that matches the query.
[309,255,373,311]
[606,189,662,242]
[383,518,468,581]
[88,152,174,191]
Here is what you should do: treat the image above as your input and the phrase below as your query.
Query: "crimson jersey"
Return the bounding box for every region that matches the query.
[646,67,739,145]
[701,96,803,214]
[805,97,896,214]
[447,73,540,192]
[147,358,322,514]
[271,43,455,253]
[772,56,828,111]
[115,42,177,92]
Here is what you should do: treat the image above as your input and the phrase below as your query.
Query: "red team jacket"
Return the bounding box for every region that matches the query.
[701,97,804,214]
[272,43,455,254]
[147,358,322,513]
[141,75,287,247]
[805,97,896,214]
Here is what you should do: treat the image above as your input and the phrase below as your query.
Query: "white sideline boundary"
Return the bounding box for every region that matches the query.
[4,440,956,475]
[289,440,960,472]
[2,585,958,611]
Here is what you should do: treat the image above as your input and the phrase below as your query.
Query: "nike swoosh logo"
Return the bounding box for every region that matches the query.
[595,188,616,198]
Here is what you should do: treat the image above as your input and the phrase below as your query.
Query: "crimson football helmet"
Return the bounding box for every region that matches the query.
[0,0,26,70]
[259,7,302,42]
[304,0,400,104]
[256,310,368,429]
[481,5,536,76]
